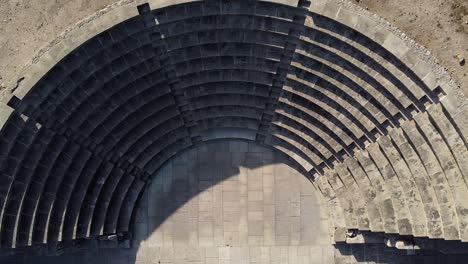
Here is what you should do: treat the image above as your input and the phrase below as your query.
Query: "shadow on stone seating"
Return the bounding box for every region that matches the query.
[309,13,437,101]
[1,140,468,263]
[0,139,310,263]
[334,242,468,264]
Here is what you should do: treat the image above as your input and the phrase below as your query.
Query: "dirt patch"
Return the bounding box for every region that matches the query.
[0,0,466,94]
[451,2,468,33]
[0,0,114,88]
[353,0,467,94]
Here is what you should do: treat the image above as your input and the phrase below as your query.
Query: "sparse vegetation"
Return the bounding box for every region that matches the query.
[451,2,468,33]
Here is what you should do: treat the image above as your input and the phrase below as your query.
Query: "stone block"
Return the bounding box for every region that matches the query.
[333,227,347,243]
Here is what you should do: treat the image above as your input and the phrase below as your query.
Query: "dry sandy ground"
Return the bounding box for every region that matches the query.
[354,0,467,93]
[0,0,466,92]
[0,0,115,88]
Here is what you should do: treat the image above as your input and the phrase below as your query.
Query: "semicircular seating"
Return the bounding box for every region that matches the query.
[0,0,466,250]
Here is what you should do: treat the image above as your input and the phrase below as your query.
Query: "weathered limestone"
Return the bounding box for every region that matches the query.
[414,112,468,241]
[272,116,334,160]
[389,127,444,239]
[402,120,459,240]
[343,157,384,232]
[334,162,370,230]
[275,106,343,153]
[0,0,465,253]
[427,104,468,185]
[377,135,428,237]
[307,3,436,101]
[366,142,413,235]
[355,150,398,234]
[283,78,367,140]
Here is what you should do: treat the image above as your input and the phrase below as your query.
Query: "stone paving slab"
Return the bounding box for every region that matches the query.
[134,139,334,263]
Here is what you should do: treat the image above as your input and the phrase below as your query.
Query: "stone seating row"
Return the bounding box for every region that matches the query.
[305,12,439,102]
[0,108,190,247]
[6,3,438,174]
[10,4,438,150]
[0,0,463,249]
[316,103,468,242]
[13,10,300,118]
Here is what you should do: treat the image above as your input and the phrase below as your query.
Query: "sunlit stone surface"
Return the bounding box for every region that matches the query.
[134,140,334,263]
[2,141,465,263]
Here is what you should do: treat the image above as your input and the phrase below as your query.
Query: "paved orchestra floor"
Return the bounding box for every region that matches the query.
[2,140,466,264]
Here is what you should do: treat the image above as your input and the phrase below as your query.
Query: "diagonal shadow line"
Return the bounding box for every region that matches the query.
[1,139,468,264]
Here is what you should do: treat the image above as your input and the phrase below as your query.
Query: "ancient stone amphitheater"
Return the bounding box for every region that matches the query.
[0,0,467,263]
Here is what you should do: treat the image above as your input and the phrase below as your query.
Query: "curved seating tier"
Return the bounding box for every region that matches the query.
[0,0,465,249]
[318,103,468,242]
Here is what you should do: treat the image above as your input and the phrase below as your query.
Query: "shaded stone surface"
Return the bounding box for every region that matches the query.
[2,140,467,263]
[132,139,334,263]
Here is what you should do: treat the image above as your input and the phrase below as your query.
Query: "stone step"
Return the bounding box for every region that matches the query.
[120,118,184,163]
[389,127,444,239]
[31,141,81,245]
[314,176,347,243]
[135,126,189,169]
[178,68,275,88]
[427,104,468,186]
[322,169,359,229]
[15,134,69,247]
[377,135,428,237]
[191,94,267,110]
[46,149,93,243]
[343,157,384,232]
[117,178,145,233]
[304,13,431,103]
[0,119,40,247]
[354,150,398,234]
[272,114,334,160]
[192,105,264,120]
[103,174,136,235]
[0,114,29,230]
[171,54,279,76]
[264,135,314,172]
[16,18,151,113]
[333,162,371,230]
[270,124,325,166]
[366,142,414,236]
[297,30,420,112]
[402,120,460,240]
[295,39,414,112]
[199,127,257,142]
[158,17,293,48]
[198,116,260,132]
[144,137,193,174]
[37,47,157,126]
[291,54,391,128]
[66,73,169,135]
[1,126,54,248]
[90,167,125,237]
[109,107,181,159]
[275,105,343,153]
[278,93,354,147]
[284,77,367,140]
[75,162,115,239]
[413,113,468,241]
[61,156,103,241]
[185,82,270,99]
